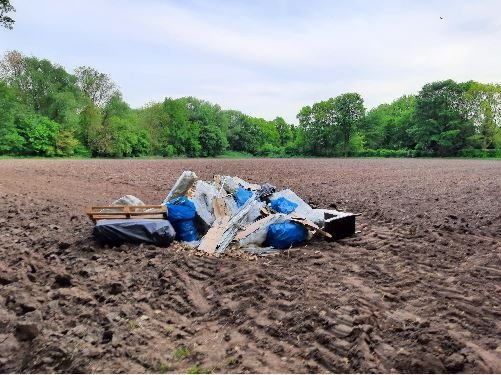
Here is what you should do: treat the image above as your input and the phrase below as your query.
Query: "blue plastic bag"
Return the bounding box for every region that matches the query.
[234,187,253,207]
[167,196,198,241]
[265,221,307,249]
[270,197,298,214]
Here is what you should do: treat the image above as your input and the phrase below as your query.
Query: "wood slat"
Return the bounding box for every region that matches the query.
[85,205,167,223]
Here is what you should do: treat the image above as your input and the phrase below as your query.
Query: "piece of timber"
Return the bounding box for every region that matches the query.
[289,213,332,238]
[198,198,231,254]
[234,214,276,241]
[86,205,167,223]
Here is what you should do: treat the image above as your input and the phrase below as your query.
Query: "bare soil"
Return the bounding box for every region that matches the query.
[0,158,500,373]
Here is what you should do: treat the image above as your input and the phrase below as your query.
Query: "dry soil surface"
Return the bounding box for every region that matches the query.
[0,158,500,373]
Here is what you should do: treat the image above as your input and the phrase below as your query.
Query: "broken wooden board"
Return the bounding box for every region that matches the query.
[198,195,261,254]
[198,198,231,254]
[234,214,276,241]
[290,213,332,239]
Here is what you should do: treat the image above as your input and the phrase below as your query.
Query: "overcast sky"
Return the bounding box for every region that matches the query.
[1,0,500,123]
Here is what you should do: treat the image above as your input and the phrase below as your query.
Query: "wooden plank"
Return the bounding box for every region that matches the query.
[87,211,165,216]
[234,214,276,241]
[85,204,167,222]
[290,213,332,238]
[198,198,231,254]
[89,205,166,210]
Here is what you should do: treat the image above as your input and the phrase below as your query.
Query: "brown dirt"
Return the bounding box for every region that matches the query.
[0,158,500,373]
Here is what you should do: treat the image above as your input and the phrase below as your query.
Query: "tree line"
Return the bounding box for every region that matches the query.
[0,51,499,158]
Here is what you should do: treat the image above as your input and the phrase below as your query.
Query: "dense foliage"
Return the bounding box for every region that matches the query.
[0,51,500,158]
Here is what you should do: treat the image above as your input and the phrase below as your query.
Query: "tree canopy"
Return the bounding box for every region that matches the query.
[0,51,500,158]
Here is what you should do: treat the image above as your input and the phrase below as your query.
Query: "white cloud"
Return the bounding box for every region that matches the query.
[1,0,500,122]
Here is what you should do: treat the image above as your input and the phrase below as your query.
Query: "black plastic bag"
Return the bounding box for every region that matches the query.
[93,219,176,247]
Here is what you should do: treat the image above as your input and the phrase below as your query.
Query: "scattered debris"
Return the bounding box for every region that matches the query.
[86,171,358,255]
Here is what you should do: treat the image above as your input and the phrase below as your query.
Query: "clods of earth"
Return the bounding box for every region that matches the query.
[0,158,500,373]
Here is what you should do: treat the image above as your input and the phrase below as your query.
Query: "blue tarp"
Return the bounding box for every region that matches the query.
[270,197,298,214]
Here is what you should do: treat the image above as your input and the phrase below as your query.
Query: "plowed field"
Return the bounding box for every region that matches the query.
[0,158,500,373]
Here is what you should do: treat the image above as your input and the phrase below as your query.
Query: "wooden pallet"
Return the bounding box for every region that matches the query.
[85,205,167,223]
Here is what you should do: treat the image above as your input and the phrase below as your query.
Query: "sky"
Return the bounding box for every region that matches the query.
[1,0,500,123]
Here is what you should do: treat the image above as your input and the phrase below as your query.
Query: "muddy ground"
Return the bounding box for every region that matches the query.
[0,158,500,373]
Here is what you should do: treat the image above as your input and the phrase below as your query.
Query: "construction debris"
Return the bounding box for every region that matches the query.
[88,170,357,255]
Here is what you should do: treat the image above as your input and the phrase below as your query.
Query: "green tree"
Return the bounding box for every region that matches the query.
[412,80,474,155]
[0,50,24,82]
[363,95,416,150]
[17,114,60,156]
[225,113,263,155]
[79,100,102,149]
[102,93,131,125]
[184,97,228,157]
[463,82,501,149]
[74,66,119,107]
[55,130,79,156]
[91,115,149,157]
[137,102,169,155]
[0,80,23,153]
[162,98,201,156]
[273,116,293,147]
[297,93,364,156]
[16,57,83,114]
[333,93,365,156]
[0,0,15,29]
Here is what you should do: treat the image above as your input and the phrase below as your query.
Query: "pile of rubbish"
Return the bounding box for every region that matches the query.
[91,171,357,256]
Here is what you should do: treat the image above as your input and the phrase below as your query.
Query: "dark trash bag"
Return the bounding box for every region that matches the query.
[234,187,253,207]
[259,183,276,198]
[265,221,307,249]
[93,219,176,247]
[167,196,198,241]
[270,197,298,214]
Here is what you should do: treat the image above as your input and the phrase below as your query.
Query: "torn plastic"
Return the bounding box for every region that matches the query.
[244,200,264,224]
[270,197,298,214]
[270,189,325,225]
[163,171,198,204]
[218,175,261,194]
[93,219,175,246]
[234,187,253,207]
[191,180,219,228]
[112,195,145,206]
[238,214,289,247]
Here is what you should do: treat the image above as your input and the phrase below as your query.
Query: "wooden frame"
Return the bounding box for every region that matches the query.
[85,205,167,223]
